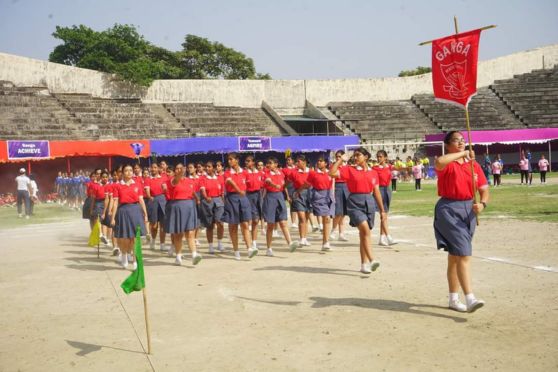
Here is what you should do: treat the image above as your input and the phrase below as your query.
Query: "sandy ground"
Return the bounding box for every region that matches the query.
[0,213,557,372]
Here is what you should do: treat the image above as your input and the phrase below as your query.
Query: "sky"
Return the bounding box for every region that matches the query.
[0,0,557,80]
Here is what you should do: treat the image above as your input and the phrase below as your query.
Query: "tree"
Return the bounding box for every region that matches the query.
[49,24,271,86]
[398,66,432,77]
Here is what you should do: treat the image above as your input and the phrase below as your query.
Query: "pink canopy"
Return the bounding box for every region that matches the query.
[425,127,558,145]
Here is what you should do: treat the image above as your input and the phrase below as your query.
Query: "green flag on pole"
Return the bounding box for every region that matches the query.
[121,226,145,294]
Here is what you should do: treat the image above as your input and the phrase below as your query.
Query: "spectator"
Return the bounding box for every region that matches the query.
[29,174,38,215]
[491,157,502,187]
[519,153,530,185]
[412,158,424,191]
[15,168,31,219]
[538,155,549,184]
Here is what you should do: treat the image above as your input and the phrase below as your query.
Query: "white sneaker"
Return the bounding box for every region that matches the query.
[449,299,467,312]
[387,235,397,246]
[248,248,258,259]
[360,263,371,274]
[120,255,128,269]
[149,240,155,250]
[112,247,120,256]
[25,215,30,219]
[252,241,258,249]
[272,229,280,238]
[467,298,485,313]
[100,235,109,245]
[192,252,202,265]
[195,239,200,247]
[266,249,274,257]
[321,242,331,251]
[379,235,389,246]
[115,253,122,264]
[329,231,338,240]
[234,251,241,260]
[318,224,323,232]
[312,226,320,233]
[208,245,215,254]
[217,242,225,252]
[299,238,311,247]
[289,241,298,252]
[159,243,166,252]
[174,255,182,266]
[370,260,380,272]
[338,233,349,241]
[18,214,23,218]
[132,261,138,271]
[167,245,175,257]
[290,223,298,229]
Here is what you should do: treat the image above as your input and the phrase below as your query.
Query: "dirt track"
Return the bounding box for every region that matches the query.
[0,215,557,372]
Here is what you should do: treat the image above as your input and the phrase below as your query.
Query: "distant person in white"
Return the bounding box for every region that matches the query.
[29,174,39,215]
[15,168,31,219]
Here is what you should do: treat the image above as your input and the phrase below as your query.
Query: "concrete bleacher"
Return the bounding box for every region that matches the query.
[490,66,558,128]
[327,100,441,143]
[0,81,87,139]
[55,93,189,139]
[412,87,524,132]
[164,103,282,136]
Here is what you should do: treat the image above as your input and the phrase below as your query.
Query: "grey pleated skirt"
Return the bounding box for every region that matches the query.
[347,193,375,229]
[434,198,476,256]
[114,203,146,238]
[262,191,288,223]
[164,199,198,233]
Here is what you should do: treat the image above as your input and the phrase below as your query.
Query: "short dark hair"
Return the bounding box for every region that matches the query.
[444,131,462,145]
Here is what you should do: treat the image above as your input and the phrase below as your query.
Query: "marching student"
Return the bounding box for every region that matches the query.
[282,156,298,228]
[302,156,334,251]
[245,155,264,250]
[83,169,101,229]
[91,171,110,244]
[289,155,312,247]
[110,164,148,270]
[222,152,258,260]
[434,131,489,313]
[373,150,397,247]
[330,147,387,274]
[199,161,225,253]
[144,162,167,251]
[101,169,120,255]
[331,150,350,242]
[186,163,202,247]
[262,157,298,256]
[162,163,202,266]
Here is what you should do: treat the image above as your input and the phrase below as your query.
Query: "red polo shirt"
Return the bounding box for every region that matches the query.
[307,169,333,190]
[114,180,143,204]
[372,164,392,187]
[93,183,107,200]
[224,168,248,193]
[165,178,196,200]
[338,165,379,193]
[245,169,264,192]
[436,160,487,200]
[288,167,310,190]
[200,175,223,197]
[144,176,165,197]
[264,170,285,192]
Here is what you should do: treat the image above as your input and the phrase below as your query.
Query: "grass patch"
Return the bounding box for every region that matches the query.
[391,173,558,223]
[0,203,81,230]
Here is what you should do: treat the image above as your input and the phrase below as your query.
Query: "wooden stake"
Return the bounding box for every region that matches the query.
[142,288,152,354]
[418,24,496,45]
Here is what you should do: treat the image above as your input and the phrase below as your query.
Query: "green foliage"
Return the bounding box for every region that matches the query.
[49,24,270,86]
[398,66,432,77]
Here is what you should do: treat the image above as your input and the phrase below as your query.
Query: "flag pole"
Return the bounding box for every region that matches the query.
[452,16,480,225]
[142,287,152,354]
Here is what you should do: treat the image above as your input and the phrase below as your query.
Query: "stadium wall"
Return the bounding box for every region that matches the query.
[1,44,557,107]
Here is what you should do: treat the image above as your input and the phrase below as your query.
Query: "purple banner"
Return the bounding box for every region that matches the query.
[8,140,50,160]
[238,136,272,151]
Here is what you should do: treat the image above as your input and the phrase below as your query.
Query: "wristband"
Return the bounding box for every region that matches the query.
[481,201,487,209]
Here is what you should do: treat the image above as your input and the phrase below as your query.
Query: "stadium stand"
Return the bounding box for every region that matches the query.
[164,103,283,137]
[411,87,524,132]
[0,81,86,139]
[490,65,558,128]
[327,100,441,143]
[54,93,189,139]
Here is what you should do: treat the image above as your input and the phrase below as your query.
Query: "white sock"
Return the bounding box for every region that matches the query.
[208,243,214,250]
[217,240,223,247]
[449,292,459,302]
[465,293,476,304]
